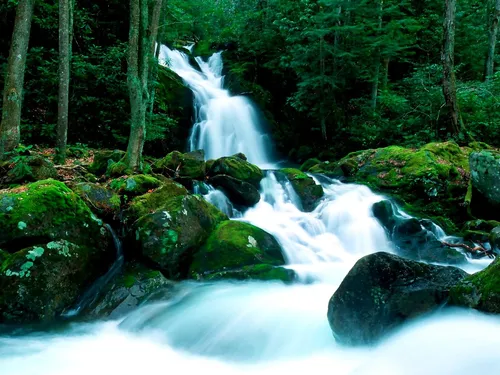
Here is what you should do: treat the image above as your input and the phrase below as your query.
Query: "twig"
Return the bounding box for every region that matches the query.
[441,241,495,259]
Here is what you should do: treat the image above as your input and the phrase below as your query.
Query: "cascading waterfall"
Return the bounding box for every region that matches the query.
[1,47,500,374]
[159,45,275,168]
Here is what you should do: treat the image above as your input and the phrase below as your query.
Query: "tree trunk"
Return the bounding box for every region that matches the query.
[485,0,500,81]
[0,0,35,156]
[382,57,390,91]
[442,0,461,136]
[147,0,165,125]
[55,0,74,164]
[371,0,383,110]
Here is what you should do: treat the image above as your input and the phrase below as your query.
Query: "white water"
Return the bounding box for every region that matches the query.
[1,48,499,374]
[159,46,275,167]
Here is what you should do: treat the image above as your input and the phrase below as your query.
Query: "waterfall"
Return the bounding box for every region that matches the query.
[158,46,275,168]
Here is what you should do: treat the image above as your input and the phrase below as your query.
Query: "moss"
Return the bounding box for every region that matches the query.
[153,150,206,180]
[106,161,130,177]
[203,264,296,283]
[72,182,121,217]
[6,155,57,184]
[300,158,321,172]
[109,174,162,196]
[88,150,126,175]
[208,156,264,187]
[280,168,324,212]
[190,221,285,278]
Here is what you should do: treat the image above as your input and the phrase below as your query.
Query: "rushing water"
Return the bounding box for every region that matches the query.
[1,48,499,374]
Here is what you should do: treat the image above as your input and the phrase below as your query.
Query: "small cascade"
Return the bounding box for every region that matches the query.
[193,181,242,218]
[63,224,124,317]
[158,46,275,168]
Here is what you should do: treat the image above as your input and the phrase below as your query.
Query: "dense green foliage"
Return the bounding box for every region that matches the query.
[1,0,500,161]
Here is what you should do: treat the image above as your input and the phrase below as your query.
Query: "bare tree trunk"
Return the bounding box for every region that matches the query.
[442,0,461,136]
[371,0,383,110]
[0,0,35,156]
[55,0,74,164]
[320,36,327,141]
[147,0,165,125]
[485,0,500,81]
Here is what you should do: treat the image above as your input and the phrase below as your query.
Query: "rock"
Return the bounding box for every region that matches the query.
[490,227,500,252]
[109,174,162,196]
[311,142,476,233]
[300,158,321,172]
[450,257,500,313]
[72,182,121,218]
[279,168,324,212]
[208,174,260,207]
[208,156,264,187]
[470,150,500,219]
[232,153,247,161]
[327,252,468,346]
[201,264,296,283]
[153,150,206,180]
[83,263,176,320]
[88,150,125,175]
[5,155,57,184]
[372,200,466,265]
[190,221,290,281]
[131,194,228,280]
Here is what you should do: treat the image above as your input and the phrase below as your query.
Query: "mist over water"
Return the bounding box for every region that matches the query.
[1,47,499,374]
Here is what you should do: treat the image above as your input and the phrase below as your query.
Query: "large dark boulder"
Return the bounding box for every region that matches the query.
[190,221,293,282]
[279,168,324,212]
[327,252,467,346]
[372,200,466,264]
[208,174,260,207]
[470,150,500,220]
[72,182,121,218]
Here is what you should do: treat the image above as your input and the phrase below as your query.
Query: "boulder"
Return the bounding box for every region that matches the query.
[83,263,176,320]
[300,158,321,172]
[153,150,206,180]
[372,200,466,265]
[327,252,468,346]
[279,168,324,212]
[208,156,264,187]
[490,227,500,252]
[88,150,125,175]
[190,221,292,281]
[5,155,57,184]
[109,174,162,196]
[470,150,500,219]
[72,182,121,218]
[450,257,500,313]
[208,174,260,207]
[131,194,227,279]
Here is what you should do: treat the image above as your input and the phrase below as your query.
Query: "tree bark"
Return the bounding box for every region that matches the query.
[371,0,383,110]
[485,0,500,81]
[382,57,390,91]
[55,0,74,164]
[0,0,35,156]
[442,0,461,136]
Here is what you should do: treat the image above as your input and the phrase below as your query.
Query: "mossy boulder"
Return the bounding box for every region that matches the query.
[469,150,500,220]
[190,221,292,281]
[490,227,500,252]
[153,150,206,180]
[0,179,111,252]
[0,239,114,323]
[5,155,57,184]
[132,194,228,279]
[300,158,321,172]
[310,142,477,232]
[88,150,125,175]
[208,156,264,187]
[208,174,260,207]
[82,263,176,320]
[109,174,162,197]
[279,168,324,212]
[72,182,121,218]
[450,257,500,313]
[327,252,468,346]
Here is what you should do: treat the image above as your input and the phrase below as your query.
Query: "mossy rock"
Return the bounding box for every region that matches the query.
[0,179,111,252]
[300,158,321,172]
[153,150,206,180]
[469,150,500,220]
[82,263,176,320]
[450,257,500,313]
[132,195,228,279]
[72,182,121,218]
[109,174,162,197]
[190,221,286,281]
[489,227,500,252]
[202,264,296,283]
[5,155,57,184]
[209,174,260,207]
[0,239,114,323]
[127,180,188,221]
[88,150,126,175]
[208,156,264,187]
[312,142,480,233]
[279,168,324,212]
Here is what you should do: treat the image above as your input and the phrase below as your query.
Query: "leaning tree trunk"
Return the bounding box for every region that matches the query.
[485,0,500,81]
[55,0,74,164]
[442,0,461,136]
[0,0,35,156]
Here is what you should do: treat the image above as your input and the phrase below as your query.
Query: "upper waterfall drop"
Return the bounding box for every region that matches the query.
[159,45,275,168]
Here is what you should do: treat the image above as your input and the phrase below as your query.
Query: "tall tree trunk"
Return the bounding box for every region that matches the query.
[442,0,461,136]
[382,57,390,91]
[0,0,35,156]
[320,36,327,141]
[55,0,74,164]
[147,0,165,125]
[485,0,500,81]
[371,0,383,110]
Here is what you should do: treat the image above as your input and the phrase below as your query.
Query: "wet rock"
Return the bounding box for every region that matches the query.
[109,174,162,197]
[490,227,500,252]
[88,150,125,175]
[279,168,324,212]
[327,252,468,346]
[153,150,206,180]
[208,156,263,187]
[72,182,121,218]
[208,174,260,207]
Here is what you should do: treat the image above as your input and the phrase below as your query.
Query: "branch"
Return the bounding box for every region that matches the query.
[441,241,495,259]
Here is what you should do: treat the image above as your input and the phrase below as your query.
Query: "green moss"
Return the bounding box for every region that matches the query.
[300,158,321,172]
[153,150,206,180]
[280,168,324,211]
[203,264,296,283]
[109,174,162,196]
[208,156,264,187]
[106,161,130,177]
[72,182,121,216]
[88,150,125,175]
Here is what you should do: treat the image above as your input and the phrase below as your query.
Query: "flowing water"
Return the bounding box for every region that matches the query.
[1,48,499,374]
